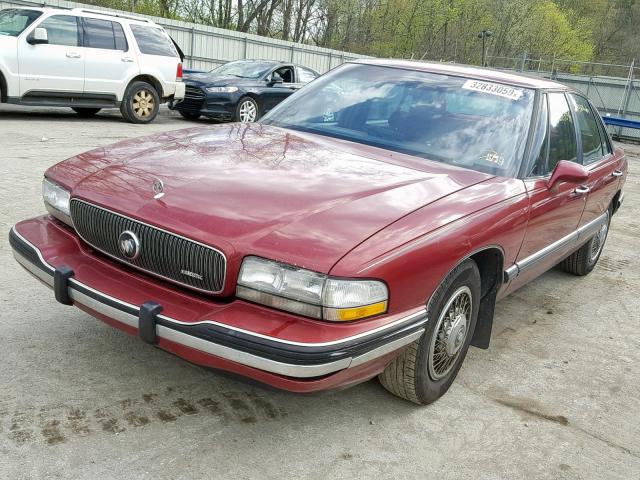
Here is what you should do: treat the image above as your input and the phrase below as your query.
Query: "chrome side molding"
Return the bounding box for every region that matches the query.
[504,211,608,281]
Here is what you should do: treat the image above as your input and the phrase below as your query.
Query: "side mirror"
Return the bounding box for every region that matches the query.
[547,160,589,189]
[268,74,283,86]
[28,27,48,45]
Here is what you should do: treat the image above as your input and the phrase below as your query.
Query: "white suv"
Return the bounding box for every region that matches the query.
[0,7,185,123]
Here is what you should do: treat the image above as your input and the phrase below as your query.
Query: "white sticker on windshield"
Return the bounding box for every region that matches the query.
[462,80,524,101]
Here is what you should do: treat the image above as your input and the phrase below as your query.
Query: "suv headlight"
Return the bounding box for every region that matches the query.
[42,178,72,226]
[236,256,388,321]
[205,86,238,93]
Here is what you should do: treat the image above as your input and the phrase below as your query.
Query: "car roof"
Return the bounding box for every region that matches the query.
[7,6,156,26]
[352,58,568,90]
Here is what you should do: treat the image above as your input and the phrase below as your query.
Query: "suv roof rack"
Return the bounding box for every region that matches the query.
[71,8,154,24]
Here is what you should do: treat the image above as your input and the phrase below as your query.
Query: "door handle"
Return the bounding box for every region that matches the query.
[121,56,134,62]
[612,170,623,177]
[574,186,590,195]
[66,51,81,58]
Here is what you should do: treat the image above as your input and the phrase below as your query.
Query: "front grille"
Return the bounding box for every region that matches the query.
[185,86,205,98]
[70,199,226,293]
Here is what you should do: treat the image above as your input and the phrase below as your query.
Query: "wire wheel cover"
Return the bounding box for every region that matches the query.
[428,286,472,380]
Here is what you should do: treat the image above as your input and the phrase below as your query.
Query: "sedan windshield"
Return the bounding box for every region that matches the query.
[210,60,274,79]
[0,9,41,37]
[262,63,535,177]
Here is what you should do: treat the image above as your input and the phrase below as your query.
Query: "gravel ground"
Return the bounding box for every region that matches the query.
[0,105,639,480]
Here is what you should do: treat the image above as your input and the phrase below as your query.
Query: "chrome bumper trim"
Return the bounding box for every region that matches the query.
[11,227,426,379]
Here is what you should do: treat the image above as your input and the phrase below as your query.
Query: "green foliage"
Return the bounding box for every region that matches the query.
[82,0,639,64]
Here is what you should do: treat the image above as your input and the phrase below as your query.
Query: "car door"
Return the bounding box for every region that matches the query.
[507,91,588,290]
[568,93,624,226]
[81,17,138,99]
[17,14,84,96]
[261,65,297,113]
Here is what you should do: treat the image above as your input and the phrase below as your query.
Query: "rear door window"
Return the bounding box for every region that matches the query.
[83,18,127,51]
[130,25,177,57]
[297,67,318,83]
[570,94,604,164]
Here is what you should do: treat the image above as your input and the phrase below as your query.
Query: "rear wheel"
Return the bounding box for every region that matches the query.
[379,259,481,404]
[559,209,611,276]
[72,107,101,117]
[179,111,201,120]
[234,97,259,122]
[120,81,160,124]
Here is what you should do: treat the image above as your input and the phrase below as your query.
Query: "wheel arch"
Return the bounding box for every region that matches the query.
[427,246,505,350]
[612,190,623,215]
[127,75,164,99]
[0,69,7,102]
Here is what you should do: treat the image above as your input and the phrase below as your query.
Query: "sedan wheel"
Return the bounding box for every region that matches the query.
[379,259,480,404]
[559,208,611,276]
[235,97,259,123]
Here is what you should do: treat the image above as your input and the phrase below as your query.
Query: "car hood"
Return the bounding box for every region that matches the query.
[47,124,492,283]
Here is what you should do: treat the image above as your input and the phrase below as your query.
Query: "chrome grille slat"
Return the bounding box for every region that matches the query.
[70,199,226,294]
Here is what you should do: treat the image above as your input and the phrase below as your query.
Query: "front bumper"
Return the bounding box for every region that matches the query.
[9,219,426,391]
[169,91,239,120]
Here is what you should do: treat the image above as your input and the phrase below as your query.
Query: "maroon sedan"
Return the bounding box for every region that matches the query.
[10,59,626,404]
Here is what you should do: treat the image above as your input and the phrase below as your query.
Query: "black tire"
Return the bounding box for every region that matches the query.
[234,96,260,122]
[379,259,481,404]
[559,209,611,276]
[179,111,201,120]
[72,107,101,117]
[120,81,160,124]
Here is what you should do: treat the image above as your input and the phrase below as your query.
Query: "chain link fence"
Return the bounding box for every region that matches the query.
[488,54,640,142]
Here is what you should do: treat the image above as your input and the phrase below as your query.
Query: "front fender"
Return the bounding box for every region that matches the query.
[329,177,529,316]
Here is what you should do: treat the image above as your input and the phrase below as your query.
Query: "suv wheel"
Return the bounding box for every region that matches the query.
[120,81,160,124]
[234,97,259,122]
[72,108,101,118]
[379,259,481,404]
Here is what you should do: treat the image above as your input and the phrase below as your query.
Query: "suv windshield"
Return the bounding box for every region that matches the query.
[210,61,274,79]
[0,9,41,37]
[262,63,535,177]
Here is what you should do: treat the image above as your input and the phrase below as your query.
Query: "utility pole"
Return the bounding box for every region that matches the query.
[477,30,492,67]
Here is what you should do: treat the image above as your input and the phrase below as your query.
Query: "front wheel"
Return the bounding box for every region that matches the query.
[120,81,160,124]
[234,97,259,122]
[72,107,101,117]
[559,209,611,276]
[379,259,481,404]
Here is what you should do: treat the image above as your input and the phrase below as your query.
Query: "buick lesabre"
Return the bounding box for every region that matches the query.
[10,60,626,404]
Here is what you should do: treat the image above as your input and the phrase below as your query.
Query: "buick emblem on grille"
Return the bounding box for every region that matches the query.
[152,178,165,199]
[118,230,141,260]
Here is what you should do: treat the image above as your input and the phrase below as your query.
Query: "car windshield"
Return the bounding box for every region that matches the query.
[0,9,41,37]
[209,61,274,79]
[262,63,535,177]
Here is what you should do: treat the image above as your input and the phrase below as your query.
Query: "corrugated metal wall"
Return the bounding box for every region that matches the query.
[1,0,369,73]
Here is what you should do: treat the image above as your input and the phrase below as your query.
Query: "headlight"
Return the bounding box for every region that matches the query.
[42,178,72,225]
[205,86,239,93]
[236,256,388,321]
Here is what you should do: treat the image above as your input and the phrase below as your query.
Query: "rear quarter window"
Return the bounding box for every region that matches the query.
[130,24,177,57]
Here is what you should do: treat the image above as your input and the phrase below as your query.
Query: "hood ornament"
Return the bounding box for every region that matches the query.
[152,178,165,199]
